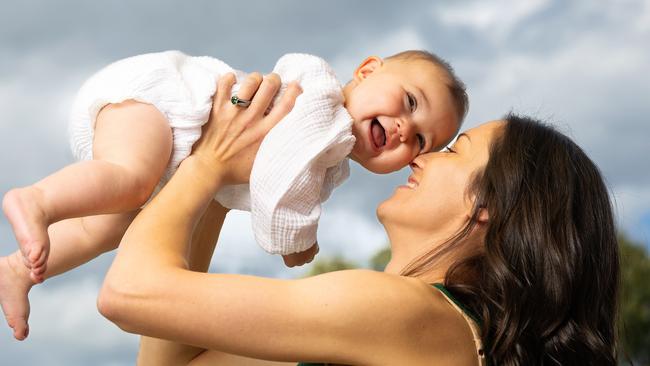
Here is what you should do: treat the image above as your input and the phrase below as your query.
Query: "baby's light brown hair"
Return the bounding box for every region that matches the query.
[386,50,469,136]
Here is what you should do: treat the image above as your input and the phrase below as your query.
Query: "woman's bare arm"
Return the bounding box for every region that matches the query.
[99,155,446,364]
[137,200,227,366]
[98,74,448,364]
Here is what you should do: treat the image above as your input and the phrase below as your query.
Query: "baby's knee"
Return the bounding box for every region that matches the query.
[127,173,159,207]
[103,163,160,209]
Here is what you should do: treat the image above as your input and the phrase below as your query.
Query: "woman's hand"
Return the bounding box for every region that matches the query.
[191,72,302,186]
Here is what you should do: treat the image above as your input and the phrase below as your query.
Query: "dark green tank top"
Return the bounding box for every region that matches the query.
[296,283,483,366]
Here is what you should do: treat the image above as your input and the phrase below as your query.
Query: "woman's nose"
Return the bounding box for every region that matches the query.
[410,151,435,170]
[410,155,423,171]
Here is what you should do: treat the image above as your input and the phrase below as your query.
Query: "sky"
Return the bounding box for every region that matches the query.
[0,0,649,364]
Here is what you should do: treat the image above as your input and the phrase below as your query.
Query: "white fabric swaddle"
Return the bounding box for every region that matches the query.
[69,51,355,255]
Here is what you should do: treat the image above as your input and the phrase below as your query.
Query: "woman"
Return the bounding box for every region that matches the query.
[98,73,620,365]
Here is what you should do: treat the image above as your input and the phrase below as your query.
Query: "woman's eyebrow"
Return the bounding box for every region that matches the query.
[458,133,471,143]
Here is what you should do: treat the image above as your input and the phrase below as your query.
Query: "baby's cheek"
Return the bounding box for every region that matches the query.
[393,148,417,171]
[382,92,405,115]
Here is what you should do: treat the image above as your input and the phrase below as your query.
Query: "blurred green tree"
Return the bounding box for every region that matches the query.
[370,246,391,271]
[619,234,650,364]
[306,255,357,276]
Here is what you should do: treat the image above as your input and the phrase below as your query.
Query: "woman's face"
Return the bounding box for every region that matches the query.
[377,120,504,240]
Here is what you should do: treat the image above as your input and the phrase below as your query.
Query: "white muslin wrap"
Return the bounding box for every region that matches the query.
[69,51,355,255]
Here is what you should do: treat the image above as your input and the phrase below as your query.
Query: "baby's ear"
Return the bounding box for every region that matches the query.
[353,56,383,82]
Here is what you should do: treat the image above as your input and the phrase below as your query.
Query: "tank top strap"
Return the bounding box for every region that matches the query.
[432,283,487,366]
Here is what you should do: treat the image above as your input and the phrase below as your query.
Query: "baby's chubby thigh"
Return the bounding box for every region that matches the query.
[92,100,174,206]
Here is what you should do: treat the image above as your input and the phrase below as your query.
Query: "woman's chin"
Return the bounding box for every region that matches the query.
[376,197,393,223]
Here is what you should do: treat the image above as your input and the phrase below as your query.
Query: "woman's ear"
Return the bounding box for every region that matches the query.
[353,56,383,82]
[477,207,489,224]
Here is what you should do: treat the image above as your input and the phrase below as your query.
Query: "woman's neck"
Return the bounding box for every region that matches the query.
[383,229,453,283]
[383,223,485,285]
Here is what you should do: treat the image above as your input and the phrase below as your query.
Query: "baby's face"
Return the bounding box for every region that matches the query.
[344,58,460,174]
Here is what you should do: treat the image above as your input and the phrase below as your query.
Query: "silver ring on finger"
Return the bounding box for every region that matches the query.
[230,95,252,108]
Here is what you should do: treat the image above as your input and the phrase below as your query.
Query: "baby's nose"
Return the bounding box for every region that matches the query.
[396,120,411,142]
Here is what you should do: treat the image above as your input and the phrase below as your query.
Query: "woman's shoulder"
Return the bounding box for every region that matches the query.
[300,269,468,334]
[304,269,436,299]
[298,270,480,365]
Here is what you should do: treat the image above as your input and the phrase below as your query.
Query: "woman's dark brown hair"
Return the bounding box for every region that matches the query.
[402,114,620,365]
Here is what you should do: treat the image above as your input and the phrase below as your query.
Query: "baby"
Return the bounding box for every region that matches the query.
[0,49,468,340]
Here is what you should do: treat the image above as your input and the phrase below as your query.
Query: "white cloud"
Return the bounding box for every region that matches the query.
[448,4,650,245]
[0,44,104,185]
[639,0,650,32]
[210,204,388,277]
[28,277,135,350]
[318,206,388,263]
[329,27,429,81]
[209,210,291,277]
[433,0,549,41]
[612,185,650,242]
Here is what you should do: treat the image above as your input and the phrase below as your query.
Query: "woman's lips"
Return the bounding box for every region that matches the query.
[406,175,419,189]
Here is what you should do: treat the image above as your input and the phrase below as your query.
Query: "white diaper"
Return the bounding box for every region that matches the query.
[68,51,354,256]
[68,51,239,186]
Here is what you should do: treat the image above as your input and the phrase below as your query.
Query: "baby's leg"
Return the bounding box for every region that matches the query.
[0,211,137,340]
[42,210,140,279]
[2,100,172,277]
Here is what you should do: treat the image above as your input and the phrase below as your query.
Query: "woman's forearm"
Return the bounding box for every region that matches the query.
[137,198,227,366]
[126,156,223,263]
[98,156,226,321]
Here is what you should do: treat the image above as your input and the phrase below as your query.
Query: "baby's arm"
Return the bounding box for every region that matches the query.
[250,54,354,263]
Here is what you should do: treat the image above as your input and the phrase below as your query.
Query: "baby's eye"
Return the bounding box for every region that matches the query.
[417,134,426,151]
[443,146,456,153]
[407,93,417,112]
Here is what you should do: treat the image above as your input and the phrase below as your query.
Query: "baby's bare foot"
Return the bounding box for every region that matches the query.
[0,254,34,340]
[3,187,51,278]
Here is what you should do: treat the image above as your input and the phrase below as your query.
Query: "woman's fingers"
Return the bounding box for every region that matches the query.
[214,72,236,111]
[192,72,300,185]
[234,72,263,103]
[258,81,302,135]
[247,73,281,116]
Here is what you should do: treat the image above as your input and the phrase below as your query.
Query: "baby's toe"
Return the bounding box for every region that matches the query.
[30,271,44,284]
[13,322,28,341]
[27,247,42,264]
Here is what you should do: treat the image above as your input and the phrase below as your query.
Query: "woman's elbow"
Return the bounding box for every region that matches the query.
[97,277,142,333]
[97,282,125,326]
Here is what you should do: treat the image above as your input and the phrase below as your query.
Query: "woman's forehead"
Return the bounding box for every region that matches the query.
[461,120,505,145]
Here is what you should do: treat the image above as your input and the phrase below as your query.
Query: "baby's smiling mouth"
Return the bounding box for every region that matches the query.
[370,118,387,149]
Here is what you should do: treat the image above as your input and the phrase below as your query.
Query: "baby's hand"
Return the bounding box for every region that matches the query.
[282,242,319,268]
